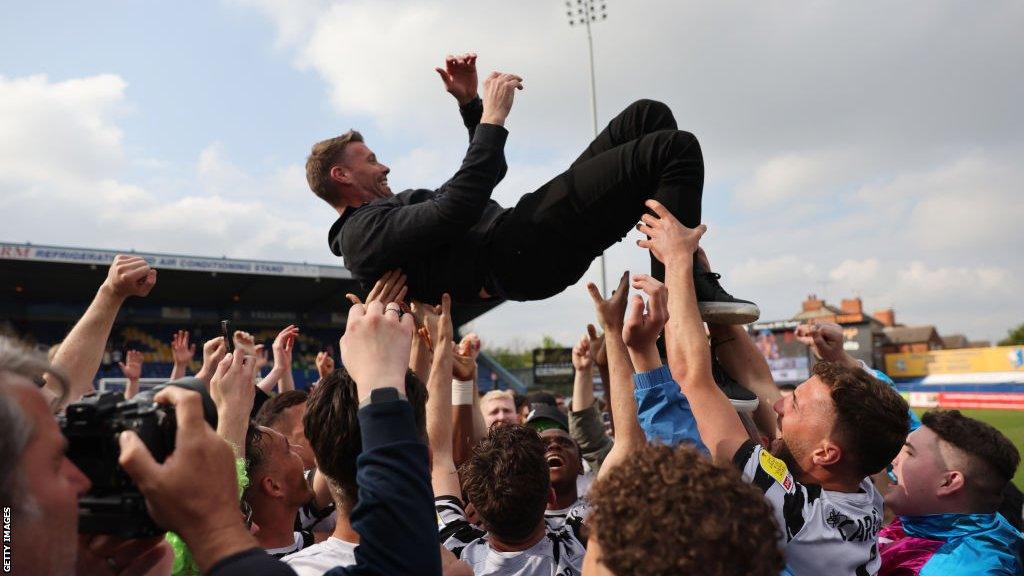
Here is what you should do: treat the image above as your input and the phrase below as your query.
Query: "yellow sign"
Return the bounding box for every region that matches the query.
[885,346,1024,377]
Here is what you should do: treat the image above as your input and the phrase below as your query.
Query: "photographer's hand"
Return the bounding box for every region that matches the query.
[76,534,174,576]
[119,386,256,574]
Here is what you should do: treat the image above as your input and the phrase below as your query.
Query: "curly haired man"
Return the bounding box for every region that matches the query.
[584,442,784,576]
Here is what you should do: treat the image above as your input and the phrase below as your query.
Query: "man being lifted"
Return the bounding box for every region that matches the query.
[307,53,757,324]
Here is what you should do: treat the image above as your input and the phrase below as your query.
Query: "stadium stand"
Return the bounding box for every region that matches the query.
[0,242,521,389]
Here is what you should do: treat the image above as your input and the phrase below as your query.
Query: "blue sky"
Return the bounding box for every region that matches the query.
[2,1,1022,348]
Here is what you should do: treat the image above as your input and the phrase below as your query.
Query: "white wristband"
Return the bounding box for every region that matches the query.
[452,379,476,406]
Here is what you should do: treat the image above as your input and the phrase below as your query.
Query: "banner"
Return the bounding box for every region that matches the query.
[0,242,350,279]
[885,346,1024,377]
[533,348,575,387]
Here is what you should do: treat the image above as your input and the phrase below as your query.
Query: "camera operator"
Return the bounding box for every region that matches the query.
[0,336,173,575]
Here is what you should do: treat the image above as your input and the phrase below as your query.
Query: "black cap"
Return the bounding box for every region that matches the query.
[525,402,569,432]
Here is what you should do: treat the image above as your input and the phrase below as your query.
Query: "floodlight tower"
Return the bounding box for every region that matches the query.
[565,0,609,295]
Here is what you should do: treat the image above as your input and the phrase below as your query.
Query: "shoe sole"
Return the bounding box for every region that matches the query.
[699,301,761,325]
[729,398,760,413]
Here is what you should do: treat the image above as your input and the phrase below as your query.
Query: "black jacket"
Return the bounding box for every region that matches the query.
[328,98,510,303]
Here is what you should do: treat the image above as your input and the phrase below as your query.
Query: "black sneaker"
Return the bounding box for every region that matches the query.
[712,355,759,413]
[694,263,760,325]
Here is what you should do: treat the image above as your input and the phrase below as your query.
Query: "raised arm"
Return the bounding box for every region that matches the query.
[119,349,144,400]
[451,333,481,466]
[435,53,486,141]
[587,273,644,478]
[314,351,334,387]
[425,295,461,499]
[209,350,258,458]
[257,324,298,394]
[638,200,748,465]
[700,249,781,440]
[195,336,227,387]
[337,299,440,576]
[340,73,522,270]
[44,255,156,409]
[170,329,195,380]
[569,329,614,473]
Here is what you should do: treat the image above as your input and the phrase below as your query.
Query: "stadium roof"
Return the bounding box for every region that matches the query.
[0,242,498,327]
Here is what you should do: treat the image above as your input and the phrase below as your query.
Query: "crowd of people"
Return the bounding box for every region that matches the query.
[3,227,1022,575]
[3,51,1023,576]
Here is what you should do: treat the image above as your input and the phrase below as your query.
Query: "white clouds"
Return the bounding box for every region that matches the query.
[897,262,1012,301]
[4,1,1022,348]
[729,255,820,291]
[829,258,881,287]
[0,74,127,184]
[0,73,326,262]
[734,152,843,209]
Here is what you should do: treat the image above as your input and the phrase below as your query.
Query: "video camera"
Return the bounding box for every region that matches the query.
[59,378,218,538]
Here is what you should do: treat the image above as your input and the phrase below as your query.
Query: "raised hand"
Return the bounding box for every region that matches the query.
[435,52,479,106]
[209,350,258,456]
[795,321,857,368]
[195,336,227,384]
[171,330,195,366]
[272,324,299,370]
[209,351,257,416]
[452,332,480,381]
[102,255,157,300]
[480,71,524,127]
[252,345,269,372]
[232,330,257,357]
[587,324,608,369]
[346,269,408,307]
[119,349,144,400]
[315,351,335,381]
[623,274,669,350]
[636,199,706,266]
[340,300,416,402]
[586,271,631,331]
[572,334,593,371]
[118,349,144,381]
[410,300,441,352]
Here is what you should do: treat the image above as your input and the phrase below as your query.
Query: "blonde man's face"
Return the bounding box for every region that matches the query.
[481,397,517,428]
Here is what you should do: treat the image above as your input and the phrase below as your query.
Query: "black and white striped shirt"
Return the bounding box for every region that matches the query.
[734,440,883,576]
[437,496,586,576]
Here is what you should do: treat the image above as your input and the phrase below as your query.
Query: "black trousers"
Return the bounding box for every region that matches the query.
[489,99,703,301]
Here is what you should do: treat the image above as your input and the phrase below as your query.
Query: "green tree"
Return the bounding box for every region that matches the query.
[999,322,1024,346]
[486,346,533,369]
[540,335,566,349]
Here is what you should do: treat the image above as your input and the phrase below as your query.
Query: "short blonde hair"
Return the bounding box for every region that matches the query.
[480,390,515,406]
[305,130,364,206]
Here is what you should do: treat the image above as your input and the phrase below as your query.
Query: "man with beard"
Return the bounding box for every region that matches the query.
[242,424,317,558]
[307,53,758,327]
[525,404,588,529]
[637,200,910,576]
